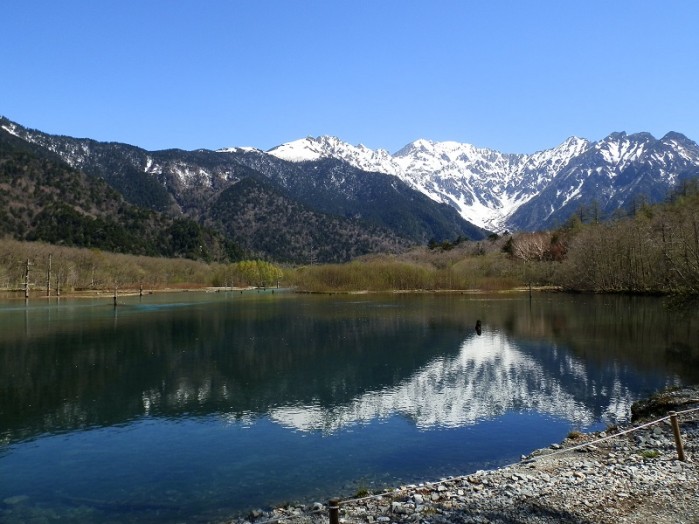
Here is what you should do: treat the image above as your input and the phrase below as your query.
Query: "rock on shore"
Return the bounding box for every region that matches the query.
[232,387,699,524]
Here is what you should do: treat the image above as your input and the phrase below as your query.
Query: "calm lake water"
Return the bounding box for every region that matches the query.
[1,291,698,522]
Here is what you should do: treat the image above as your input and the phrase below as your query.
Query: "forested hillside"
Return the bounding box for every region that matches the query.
[0,128,240,261]
[555,181,699,294]
[205,177,410,263]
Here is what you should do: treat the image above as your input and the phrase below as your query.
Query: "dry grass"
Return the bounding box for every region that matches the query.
[286,241,532,293]
[1,235,557,295]
[0,238,284,293]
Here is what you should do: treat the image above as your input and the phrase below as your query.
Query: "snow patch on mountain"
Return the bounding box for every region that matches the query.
[1,122,21,138]
[595,132,651,172]
[217,146,263,154]
[268,136,396,172]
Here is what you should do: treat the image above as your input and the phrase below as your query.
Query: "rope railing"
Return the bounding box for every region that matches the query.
[521,404,699,462]
[240,405,699,524]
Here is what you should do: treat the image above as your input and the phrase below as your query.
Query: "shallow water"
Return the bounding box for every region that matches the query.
[1,291,697,522]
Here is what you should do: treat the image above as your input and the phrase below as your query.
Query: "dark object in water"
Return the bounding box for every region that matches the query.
[475,320,482,336]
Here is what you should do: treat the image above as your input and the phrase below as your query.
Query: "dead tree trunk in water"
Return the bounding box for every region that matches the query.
[46,254,52,297]
[24,259,30,299]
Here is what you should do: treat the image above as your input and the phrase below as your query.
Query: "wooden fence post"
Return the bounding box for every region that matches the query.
[669,411,686,462]
[328,498,340,524]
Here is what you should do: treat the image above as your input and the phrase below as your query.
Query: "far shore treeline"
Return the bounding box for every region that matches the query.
[1,182,698,296]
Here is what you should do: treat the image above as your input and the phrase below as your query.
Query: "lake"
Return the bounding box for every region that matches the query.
[1,290,697,522]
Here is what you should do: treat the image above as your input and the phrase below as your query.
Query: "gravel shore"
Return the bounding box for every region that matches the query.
[232,387,699,524]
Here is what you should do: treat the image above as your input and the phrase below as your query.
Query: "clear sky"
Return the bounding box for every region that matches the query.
[3,1,698,154]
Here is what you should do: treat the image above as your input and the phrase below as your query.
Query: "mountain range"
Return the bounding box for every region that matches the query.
[267,132,699,231]
[2,115,699,262]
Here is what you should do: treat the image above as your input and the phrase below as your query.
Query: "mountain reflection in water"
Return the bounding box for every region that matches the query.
[1,292,697,521]
[270,330,637,433]
[2,292,696,444]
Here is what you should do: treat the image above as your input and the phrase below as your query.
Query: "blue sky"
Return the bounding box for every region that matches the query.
[3,1,698,154]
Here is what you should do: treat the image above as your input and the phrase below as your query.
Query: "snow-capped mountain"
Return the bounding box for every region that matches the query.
[509,131,699,230]
[5,114,698,238]
[269,133,699,231]
[1,116,486,262]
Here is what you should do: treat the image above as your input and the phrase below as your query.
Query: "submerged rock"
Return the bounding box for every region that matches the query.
[631,385,699,421]
[3,495,29,506]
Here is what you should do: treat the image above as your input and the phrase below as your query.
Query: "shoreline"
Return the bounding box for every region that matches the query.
[0,285,260,301]
[4,285,691,302]
[0,286,556,305]
[228,387,699,524]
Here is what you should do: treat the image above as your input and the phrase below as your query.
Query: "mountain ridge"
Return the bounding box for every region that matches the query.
[4,114,698,246]
[267,131,699,231]
[0,124,241,260]
[1,117,485,262]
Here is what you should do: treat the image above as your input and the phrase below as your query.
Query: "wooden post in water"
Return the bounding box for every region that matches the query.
[113,285,118,308]
[139,284,143,297]
[328,498,340,524]
[669,411,686,462]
